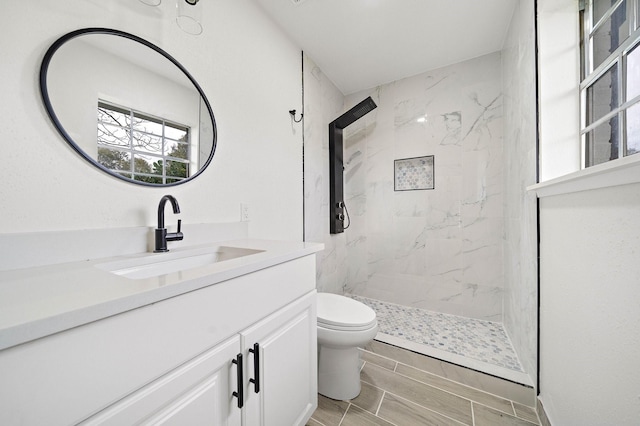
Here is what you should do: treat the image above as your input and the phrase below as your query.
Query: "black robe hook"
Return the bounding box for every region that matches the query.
[289,109,303,123]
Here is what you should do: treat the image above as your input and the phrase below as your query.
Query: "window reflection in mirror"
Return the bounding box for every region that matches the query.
[97,102,191,184]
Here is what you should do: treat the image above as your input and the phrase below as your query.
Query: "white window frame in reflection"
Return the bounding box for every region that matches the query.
[97,101,191,184]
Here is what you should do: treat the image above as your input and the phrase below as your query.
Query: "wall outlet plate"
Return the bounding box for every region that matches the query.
[240,203,250,222]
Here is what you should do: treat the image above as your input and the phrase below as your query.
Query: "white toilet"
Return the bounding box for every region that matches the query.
[316,293,378,400]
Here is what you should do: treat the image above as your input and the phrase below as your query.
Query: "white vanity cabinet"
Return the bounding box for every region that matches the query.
[81,292,316,426]
[242,292,317,426]
[0,252,318,426]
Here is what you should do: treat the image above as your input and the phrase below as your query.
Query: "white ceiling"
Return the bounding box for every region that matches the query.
[253,0,517,95]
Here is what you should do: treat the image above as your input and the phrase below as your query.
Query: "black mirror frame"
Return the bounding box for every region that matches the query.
[39,27,217,187]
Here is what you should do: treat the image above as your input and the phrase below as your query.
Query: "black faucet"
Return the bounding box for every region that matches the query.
[154,195,184,253]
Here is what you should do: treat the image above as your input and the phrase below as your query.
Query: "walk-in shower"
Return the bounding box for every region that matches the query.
[304,48,536,389]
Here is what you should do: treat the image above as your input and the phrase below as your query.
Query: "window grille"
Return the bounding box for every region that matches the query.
[97,101,191,184]
[581,0,640,167]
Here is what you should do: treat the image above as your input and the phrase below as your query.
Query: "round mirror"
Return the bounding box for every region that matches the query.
[40,28,216,186]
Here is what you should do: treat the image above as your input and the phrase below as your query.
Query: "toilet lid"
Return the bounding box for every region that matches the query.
[317,293,377,330]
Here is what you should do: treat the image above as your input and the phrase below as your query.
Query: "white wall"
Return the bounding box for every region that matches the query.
[539,184,640,425]
[537,0,640,423]
[537,0,581,180]
[0,0,303,241]
[502,0,538,387]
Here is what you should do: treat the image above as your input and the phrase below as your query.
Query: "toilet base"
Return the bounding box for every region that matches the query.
[317,345,362,400]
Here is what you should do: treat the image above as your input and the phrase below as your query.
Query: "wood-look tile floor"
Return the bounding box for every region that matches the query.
[307,345,540,426]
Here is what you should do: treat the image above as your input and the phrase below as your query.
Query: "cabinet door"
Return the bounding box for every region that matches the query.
[242,291,317,426]
[81,336,242,426]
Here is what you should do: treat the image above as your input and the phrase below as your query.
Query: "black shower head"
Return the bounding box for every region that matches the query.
[332,96,377,129]
[328,96,378,234]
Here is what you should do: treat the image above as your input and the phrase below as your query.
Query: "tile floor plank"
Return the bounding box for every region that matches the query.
[305,417,325,426]
[361,362,473,425]
[513,402,540,424]
[349,380,385,414]
[341,405,396,426]
[311,395,349,426]
[378,393,467,425]
[308,341,539,426]
[365,340,536,406]
[473,403,539,426]
[360,349,397,371]
[395,363,515,415]
[365,340,434,371]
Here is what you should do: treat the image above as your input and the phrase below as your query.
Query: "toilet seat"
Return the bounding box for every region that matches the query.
[317,293,377,331]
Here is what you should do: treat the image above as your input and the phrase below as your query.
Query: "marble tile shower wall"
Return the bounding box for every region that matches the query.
[501,0,538,382]
[303,54,350,295]
[303,52,506,321]
[343,52,505,321]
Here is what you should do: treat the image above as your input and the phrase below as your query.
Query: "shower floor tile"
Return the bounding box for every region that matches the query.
[351,295,524,374]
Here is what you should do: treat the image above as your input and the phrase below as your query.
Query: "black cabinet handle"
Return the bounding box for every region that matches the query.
[249,343,260,393]
[232,353,244,408]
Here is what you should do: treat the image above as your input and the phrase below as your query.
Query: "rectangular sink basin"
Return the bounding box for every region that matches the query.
[95,246,263,280]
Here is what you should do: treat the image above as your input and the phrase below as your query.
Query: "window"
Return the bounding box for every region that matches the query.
[581,0,640,167]
[97,102,191,184]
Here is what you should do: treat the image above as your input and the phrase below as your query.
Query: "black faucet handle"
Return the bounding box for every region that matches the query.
[177,219,182,233]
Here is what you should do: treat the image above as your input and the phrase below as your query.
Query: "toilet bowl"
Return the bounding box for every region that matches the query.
[317,293,378,400]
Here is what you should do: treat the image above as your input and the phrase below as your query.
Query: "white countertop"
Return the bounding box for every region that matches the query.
[0,239,323,351]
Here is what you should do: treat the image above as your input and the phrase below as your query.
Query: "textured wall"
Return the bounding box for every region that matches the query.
[539,184,640,425]
[0,0,303,241]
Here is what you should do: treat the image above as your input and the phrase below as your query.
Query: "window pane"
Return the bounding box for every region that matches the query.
[98,107,130,127]
[132,114,163,136]
[626,102,640,154]
[166,160,189,178]
[627,43,640,100]
[587,63,620,125]
[586,115,620,166]
[97,147,131,171]
[165,125,188,141]
[592,1,629,69]
[164,141,189,159]
[133,174,163,184]
[132,131,163,155]
[133,154,162,175]
[592,0,614,26]
[98,123,130,147]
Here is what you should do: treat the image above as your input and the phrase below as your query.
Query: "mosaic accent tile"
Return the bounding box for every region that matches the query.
[351,295,524,372]
[394,156,434,191]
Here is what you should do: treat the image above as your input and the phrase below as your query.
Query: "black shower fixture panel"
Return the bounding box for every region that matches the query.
[328,96,377,234]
